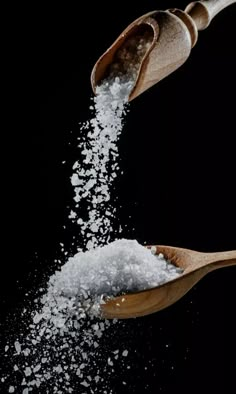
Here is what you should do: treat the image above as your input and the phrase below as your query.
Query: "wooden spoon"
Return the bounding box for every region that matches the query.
[100,245,236,319]
[91,0,236,101]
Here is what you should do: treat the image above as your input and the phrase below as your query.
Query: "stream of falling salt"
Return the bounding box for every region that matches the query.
[69,77,132,250]
[0,31,161,393]
[69,29,154,250]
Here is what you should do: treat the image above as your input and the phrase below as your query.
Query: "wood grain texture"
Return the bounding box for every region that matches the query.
[185,0,236,30]
[101,246,236,319]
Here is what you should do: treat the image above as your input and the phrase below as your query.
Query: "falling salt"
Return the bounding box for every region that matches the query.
[2,30,158,393]
[70,29,153,250]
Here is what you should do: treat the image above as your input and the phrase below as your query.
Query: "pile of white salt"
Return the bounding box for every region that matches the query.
[51,239,182,301]
[2,240,182,393]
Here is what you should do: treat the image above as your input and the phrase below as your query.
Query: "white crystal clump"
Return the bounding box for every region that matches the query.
[50,239,182,298]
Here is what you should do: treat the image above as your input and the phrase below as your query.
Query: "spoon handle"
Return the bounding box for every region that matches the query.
[205,250,236,271]
[185,0,236,30]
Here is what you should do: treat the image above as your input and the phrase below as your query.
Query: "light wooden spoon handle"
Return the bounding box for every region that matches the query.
[185,0,236,30]
[205,250,236,270]
[156,246,236,272]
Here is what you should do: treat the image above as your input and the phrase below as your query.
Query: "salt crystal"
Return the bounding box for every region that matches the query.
[23,348,30,356]
[8,387,15,393]
[14,341,21,354]
[69,210,77,219]
[151,246,157,255]
[90,223,99,233]
[122,350,129,357]
[24,366,32,376]
[80,381,90,387]
[33,364,41,373]
[71,174,83,186]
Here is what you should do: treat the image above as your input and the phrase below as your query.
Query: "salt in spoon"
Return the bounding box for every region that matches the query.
[91,0,236,101]
[101,245,236,319]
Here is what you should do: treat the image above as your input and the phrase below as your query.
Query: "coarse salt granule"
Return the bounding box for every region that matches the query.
[122,349,129,357]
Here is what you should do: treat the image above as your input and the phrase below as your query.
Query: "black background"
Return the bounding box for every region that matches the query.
[1,1,236,393]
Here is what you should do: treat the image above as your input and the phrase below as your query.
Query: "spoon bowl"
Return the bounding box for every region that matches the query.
[100,245,236,319]
[91,0,235,101]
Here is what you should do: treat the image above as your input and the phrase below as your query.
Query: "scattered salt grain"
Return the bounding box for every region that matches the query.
[33,364,41,373]
[108,357,114,366]
[122,350,129,357]
[14,341,21,354]
[81,380,90,388]
[24,367,32,377]
[33,313,42,324]
[8,386,15,393]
